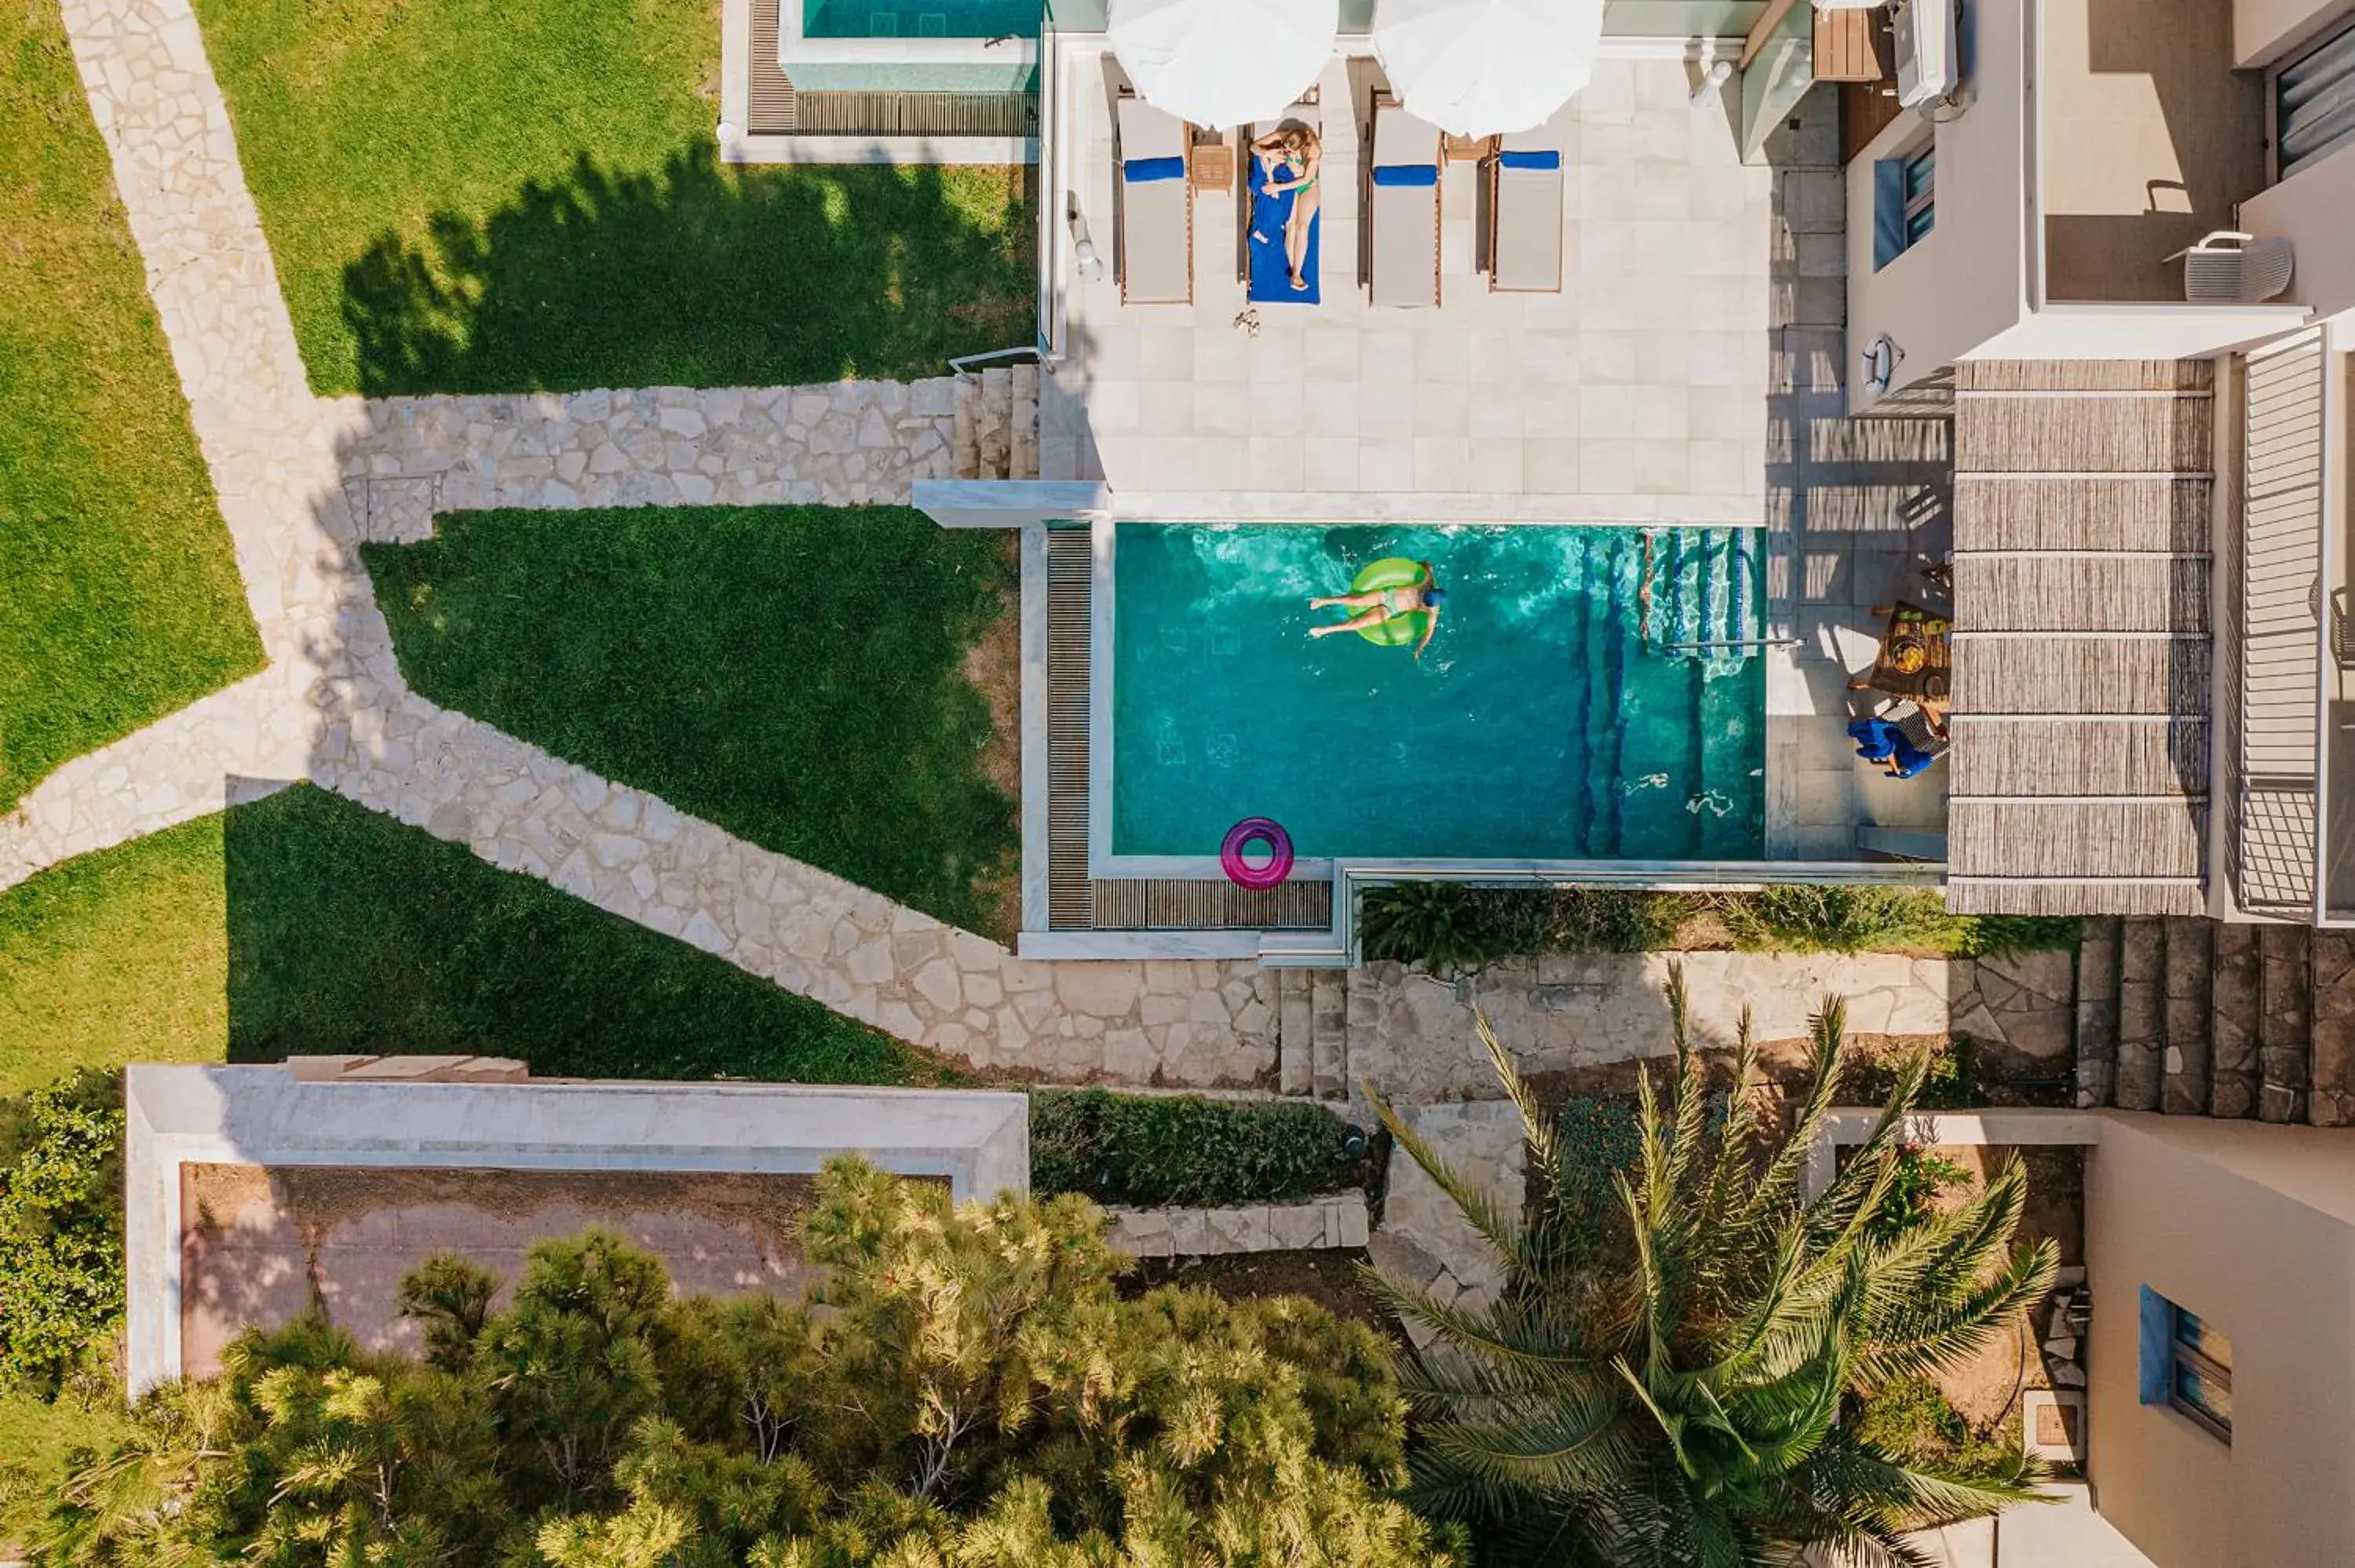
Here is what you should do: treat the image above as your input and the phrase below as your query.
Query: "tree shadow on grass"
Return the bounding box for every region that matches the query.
[343,145,1035,396]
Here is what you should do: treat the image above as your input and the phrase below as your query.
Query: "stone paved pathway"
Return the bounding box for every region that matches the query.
[334,382,959,541]
[7,0,1977,1111]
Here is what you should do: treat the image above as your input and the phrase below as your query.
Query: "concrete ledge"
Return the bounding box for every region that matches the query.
[1095,490,1775,525]
[125,1066,1030,1395]
[916,477,1110,527]
[725,133,1038,166]
[1104,1194,1370,1258]
[1802,1106,2110,1198]
[1017,928,1266,961]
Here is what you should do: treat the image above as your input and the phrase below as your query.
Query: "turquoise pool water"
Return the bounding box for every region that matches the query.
[804,0,1041,37]
[1109,524,1766,862]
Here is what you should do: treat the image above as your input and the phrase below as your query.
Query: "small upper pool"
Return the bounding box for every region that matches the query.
[1108,523,1766,864]
[802,0,1042,37]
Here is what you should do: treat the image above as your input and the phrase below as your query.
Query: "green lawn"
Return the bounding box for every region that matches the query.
[0,1,262,811]
[365,506,1020,937]
[0,788,957,1092]
[192,0,1035,396]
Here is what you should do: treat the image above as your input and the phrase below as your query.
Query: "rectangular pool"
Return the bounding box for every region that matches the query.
[1105,523,1765,865]
[803,0,1042,37]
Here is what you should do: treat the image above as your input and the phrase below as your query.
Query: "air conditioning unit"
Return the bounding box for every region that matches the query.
[1893,0,1959,108]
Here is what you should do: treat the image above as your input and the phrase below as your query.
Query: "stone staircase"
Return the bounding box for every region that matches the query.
[2073,917,2355,1126]
[1274,969,1353,1102]
[951,362,1039,481]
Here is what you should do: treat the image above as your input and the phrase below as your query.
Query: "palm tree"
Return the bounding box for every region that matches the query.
[1371,965,2059,1567]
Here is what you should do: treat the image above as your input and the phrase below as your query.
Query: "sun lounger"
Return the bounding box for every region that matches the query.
[1489,108,1568,294]
[1115,96,1192,305]
[1247,101,1323,304]
[1367,93,1443,308]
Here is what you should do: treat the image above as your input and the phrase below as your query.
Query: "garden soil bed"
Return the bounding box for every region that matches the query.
[1125,1249,1397,1337]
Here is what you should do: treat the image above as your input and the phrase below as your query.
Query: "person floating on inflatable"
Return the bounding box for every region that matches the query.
[1309,557,1444,658]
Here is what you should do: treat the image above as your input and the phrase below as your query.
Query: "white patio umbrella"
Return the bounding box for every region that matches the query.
[1371,0,1608,137]
[1107,0,1338,131]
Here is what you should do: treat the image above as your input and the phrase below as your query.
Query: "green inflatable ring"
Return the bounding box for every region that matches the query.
[1348,556,1430,647]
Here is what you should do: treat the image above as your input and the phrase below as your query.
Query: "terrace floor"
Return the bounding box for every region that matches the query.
[1042,47,1773,520]
[1039,46,1952,872]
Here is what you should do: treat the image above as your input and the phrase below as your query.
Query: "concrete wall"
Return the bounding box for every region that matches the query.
[2083,1114,2355,1568]
[2236,0,2353,64]
[1845,0,2032,412]
[1970,302,2310,359]
[2244,143,2355,329]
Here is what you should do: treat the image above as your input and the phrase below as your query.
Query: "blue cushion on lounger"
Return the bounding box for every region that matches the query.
[1125,155,1185,182]
[1371,163,1439,188]
[1500,148,1561,171]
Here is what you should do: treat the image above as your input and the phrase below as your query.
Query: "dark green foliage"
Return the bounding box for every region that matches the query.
[0,1070,124,1395]
[365,506,1018,937]
[223,784,954,1085]
[42,1162,1459,1566]
[1850,1375,2030,1486]
[1028,1089,1366,1208]
[1359,882,1685,971]
[1373,977,2061,1564]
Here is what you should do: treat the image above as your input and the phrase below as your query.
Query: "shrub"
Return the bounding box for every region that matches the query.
[1359,883,1689,972]
[0,1070,124,1394]
[1030,1089,1367,1209]
[1716,887,2080,957]
[1848,1374,2028,1485]
[1867,1145,1975,1242]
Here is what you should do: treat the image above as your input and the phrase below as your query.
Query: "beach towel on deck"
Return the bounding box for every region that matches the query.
[1247,159,1321,304]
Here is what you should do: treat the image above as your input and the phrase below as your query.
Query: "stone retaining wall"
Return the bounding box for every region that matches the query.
[1103,1194,1371,1259]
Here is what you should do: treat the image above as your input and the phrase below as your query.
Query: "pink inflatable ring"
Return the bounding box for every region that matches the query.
[1221,817,1294,889]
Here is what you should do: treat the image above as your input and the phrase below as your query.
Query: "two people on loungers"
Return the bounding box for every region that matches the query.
[1310,560,1445,659]
[1251,126,1321,292]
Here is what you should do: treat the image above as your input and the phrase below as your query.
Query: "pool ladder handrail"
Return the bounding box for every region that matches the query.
[1636,530,1793,655]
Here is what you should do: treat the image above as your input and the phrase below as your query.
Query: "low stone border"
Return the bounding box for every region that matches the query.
[1104,1194,1370,1259]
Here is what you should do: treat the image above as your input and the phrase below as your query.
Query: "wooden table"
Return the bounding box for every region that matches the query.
[1192,142,1235,193]
[1849,601,1952,705]
[1442,133,1492,163]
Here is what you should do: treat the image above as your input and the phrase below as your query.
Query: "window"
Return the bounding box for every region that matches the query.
[1872,137,1936,270]
[2276,18,2355,182]
[2139,1286,2233,1442]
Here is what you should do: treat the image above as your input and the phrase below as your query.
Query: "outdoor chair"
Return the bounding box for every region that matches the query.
[1115,94,1193,305]
[1488,107,1568,294]
[1367,93,1443,308]
[2168,230,2294,304]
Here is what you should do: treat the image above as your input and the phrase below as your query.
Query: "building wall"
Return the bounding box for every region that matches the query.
[1843,0,2031,412]
[2084,1114,2355,1568]
[2244,144,2355,329]
[2236,0,2353,65]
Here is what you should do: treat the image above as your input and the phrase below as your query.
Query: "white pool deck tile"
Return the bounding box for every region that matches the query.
[1040,52,1952,864]
[1044,49,1774,526]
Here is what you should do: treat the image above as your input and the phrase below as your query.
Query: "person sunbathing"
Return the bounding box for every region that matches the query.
[1309,561,1444,658]
[1251,126,1322,291]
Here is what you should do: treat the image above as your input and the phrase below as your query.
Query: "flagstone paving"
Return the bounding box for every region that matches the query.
[5,0,1978,1125]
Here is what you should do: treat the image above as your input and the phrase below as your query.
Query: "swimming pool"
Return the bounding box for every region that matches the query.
[1105,524,1765,866]
[803,0,1041,38]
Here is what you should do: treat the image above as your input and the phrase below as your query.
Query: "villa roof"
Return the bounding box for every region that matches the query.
[1944,359,2214,917]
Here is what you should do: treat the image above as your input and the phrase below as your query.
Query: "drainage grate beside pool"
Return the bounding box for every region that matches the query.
[747,0,799,134]
[792,90,1038,137]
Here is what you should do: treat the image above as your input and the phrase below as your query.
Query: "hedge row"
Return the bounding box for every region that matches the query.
[1029,1088,1368,1209]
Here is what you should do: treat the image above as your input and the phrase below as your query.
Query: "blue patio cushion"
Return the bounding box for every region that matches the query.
[1125,155,1185,183]
[1499,148,1561,171]
[1371,163,1439,188]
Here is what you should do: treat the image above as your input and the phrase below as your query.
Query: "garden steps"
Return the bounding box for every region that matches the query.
[951,364,1041,482]
[2072,915,2355,1125]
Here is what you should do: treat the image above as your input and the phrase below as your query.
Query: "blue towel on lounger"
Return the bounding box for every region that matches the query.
[1247,158,1321,304]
